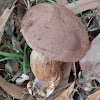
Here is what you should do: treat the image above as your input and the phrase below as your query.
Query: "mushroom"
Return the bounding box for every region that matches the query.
[21,3,89,99]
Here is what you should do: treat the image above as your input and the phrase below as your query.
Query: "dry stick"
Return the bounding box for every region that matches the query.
[0,75,24,100]
[17,38,25,48]
[63,0,100,14]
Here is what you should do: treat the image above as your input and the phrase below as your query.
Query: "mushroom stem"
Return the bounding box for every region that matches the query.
[30,50,61,99]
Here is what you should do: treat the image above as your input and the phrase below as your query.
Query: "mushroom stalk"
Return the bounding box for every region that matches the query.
[30,50,61,99]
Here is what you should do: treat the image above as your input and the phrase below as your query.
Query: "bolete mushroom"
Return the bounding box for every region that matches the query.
[21,3,89,99]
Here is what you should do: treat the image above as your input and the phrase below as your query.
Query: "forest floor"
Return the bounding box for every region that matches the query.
[0,0,100,100]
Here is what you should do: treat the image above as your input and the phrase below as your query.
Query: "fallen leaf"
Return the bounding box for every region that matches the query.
[0,75,24,99]
[66,0,100,14]
[80,33,100,83]
[0,5,15,43]
[85,90,100,100]
[56,0,69,5]
[55,82,75,100]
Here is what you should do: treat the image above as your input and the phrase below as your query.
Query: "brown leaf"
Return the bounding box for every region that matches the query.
[56,0,70,5]
[0,75,24,99]
[55,82,75,100]
[80,34,100,83]
[57,0,100,14]
[0,5,15,43]
[85,90,100,100]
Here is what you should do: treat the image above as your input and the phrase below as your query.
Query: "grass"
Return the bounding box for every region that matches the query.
[0,57,17,62]
[81,5,100,18]
[0,48,30,73]
[2,69,19,84]
[72,0,88,29]
[41,0,47,3]
[72,0,82,16]
[0,51,23,58]
[23,43,28,74]
[46,0,56,3]
[41,0,56,3]
[1,37,23,53]
[72,1,100,30]
[0,21,30,77]
[36,0,38,5]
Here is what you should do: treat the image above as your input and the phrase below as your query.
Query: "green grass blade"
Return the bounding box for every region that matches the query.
[2,36,23,53]
[23,59,26,74]
[72,0,82,16]
[3,69,18,84]
[0,57,17,62]
[0,51,23,58]
[81,6,100,18]
[18,60,30,67]
[23,43,28,74]
[72,0,88,29]
[1,44,21,53]
[80,6,100,29]
[81,18,88,29]
[47,0,56,3]
[36,0,38,4]
[24,43,27,59]
[41,0,47,3]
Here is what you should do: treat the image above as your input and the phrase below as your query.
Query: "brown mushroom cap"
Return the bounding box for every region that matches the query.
[21,3,89,62]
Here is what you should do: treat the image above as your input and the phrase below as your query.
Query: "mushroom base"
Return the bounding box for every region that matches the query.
[30,50,61,99]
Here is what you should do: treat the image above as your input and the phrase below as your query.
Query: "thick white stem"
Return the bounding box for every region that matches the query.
[30,50,61,99]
